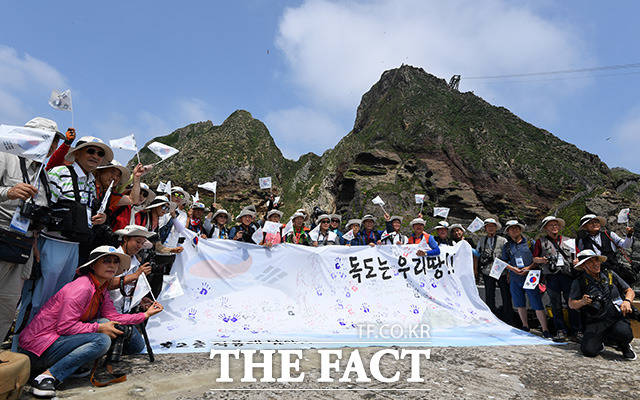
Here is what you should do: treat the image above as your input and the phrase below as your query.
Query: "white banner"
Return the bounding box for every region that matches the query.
[146,233,547,353]
[0,125,56,163]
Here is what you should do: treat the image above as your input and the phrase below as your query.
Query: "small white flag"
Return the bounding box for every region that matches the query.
[259,177,272,189]
[158,275,184,301]
[131,272,152,309]
[433,207,450,218]
[0,125,57,163]
[563,238,576,255]
[281,219,294,237]
[415,194,425,204]
[371,195,385,206]
[148,142,179,161]
[109,133,137,151]
[164,180,172,195]
[467,217,485,233]
[489,258,509,279]
[380,231,392,241]
[342,229,355,242]
[263,221,281,234]
[522,270,541,289]
[97,181,114,215]
[309,224,321,241]
[193,191,200,203]
[251,228,264,244]
[157,181,166,192]
[273,196,281,206]
[197,181,217,193]
[48,89,73,111]
[618,208,630,224]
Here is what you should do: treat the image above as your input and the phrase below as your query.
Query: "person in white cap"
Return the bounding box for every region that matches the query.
[159,186,190,248]
[569,249,636,360]
[532,216,580,341]
[260,209,284,245]
[576,213,635,285]
[408,218,440,257]
[329,214,344,243]
[284,212,312,245]
[17,246,163,397]
[186,202,207,237]
[476,218,512,324]
[206,208,230,239]
[381,213,408,245]
[13,135,114,347]
[94,161,147,229]
[359,214,382,247]
[139,196,183,254]
[230,207,258,243]
[0,117,65,339]
[342,219,363,246]
[432,221,452,246]
[311,214,338,246]
[500,220,550,338]
[110,182,156,231]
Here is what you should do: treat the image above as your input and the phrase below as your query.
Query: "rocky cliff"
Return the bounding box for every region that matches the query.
[132,65,640,238]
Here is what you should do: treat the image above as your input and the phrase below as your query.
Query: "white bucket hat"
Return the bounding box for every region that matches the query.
[212,209,230,220]
[236,209,256,222]
[267,209,283,219]
[114,224,155,238]
[574,249,607,270]
[138,182,156,207]
[449,223,465,232]
[316,214,331,223]
[96,160,131,184]
[76,245,130,275]
[345,219,362,229]
[483,218,502,230]
[24,117,65,140]
[290,212,306,221]
[410,218,426,227]
[389,215,403,223]
[64,136,114,163]
[191,202,206,210]
[361,214,376,224]
[170,186,191,205]
[579,214,606,230]
[431,220,449,232]
[330,214,342,223]
[145,195,170,210]
[540,216,566,231]
[504,220,526,234]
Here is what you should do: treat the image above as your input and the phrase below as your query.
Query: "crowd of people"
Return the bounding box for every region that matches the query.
[0,117,638,397]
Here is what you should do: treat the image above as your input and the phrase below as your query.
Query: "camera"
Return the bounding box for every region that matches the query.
[545,254,560,273]
[20,201,54,231]
[106,324,134,363]
[311,206,327,220]
[141,250,177,297]
[479,252,493,268]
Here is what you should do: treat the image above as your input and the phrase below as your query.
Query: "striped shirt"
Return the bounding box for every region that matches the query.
[47,163,96,206]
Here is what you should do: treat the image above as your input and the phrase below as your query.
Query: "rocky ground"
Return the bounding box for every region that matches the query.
[26,338,640,400]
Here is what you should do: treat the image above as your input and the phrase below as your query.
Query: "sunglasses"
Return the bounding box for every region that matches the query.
[101,256,120,264]
[85,147,106,157]
[320,220,330,224]
[161,205,170,211]
[173,193,185,199]
[331,219,340,223]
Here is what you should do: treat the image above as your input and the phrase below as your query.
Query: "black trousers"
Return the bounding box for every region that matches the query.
[483,273,513,324]
[581,318,633,357]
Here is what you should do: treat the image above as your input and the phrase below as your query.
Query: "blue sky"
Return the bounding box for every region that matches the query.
[1,0,639,172]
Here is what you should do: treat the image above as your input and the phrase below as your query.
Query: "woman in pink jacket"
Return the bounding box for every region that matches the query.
[18,245,164,398]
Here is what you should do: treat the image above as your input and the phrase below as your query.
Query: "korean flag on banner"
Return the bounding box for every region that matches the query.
[259,177,272,189]
[523,270,541,289]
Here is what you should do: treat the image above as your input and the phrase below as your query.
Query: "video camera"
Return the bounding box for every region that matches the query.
[311,206,327,221]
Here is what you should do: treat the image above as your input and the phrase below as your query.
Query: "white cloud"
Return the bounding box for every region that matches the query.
[0,45,67,124]
[611,106,640,172]
[176,98,211,124]
[264,107,345,159]
[275,0,591,126]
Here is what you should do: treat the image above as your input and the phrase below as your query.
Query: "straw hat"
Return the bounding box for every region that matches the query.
[96,160,131,183]
[64,136,114,163]
[114,224,155,238]
[24,117,65,140]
